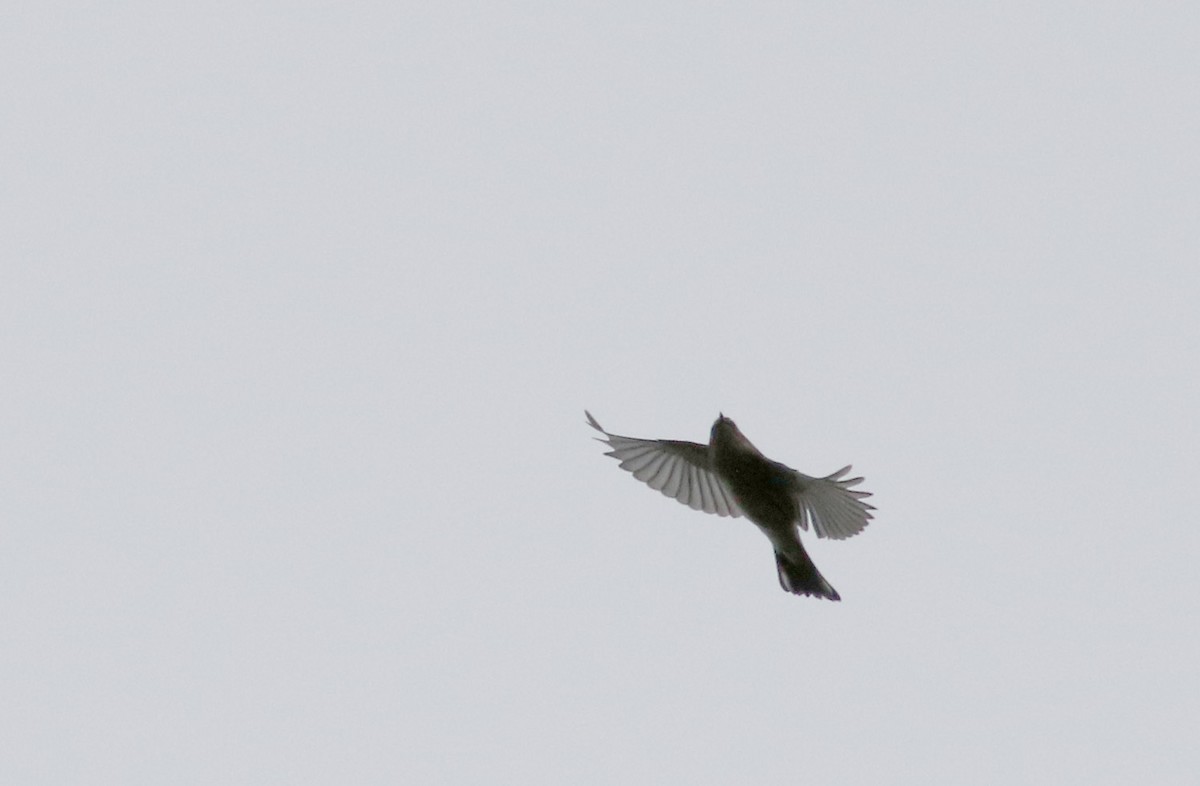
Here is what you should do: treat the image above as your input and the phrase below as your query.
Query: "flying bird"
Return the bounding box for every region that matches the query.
[586,411,875,601]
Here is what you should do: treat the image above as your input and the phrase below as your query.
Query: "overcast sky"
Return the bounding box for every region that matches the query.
[3,3,1198,784]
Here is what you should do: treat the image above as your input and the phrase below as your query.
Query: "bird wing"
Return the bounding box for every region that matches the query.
[585,411,743,518]
[792,466,875,540]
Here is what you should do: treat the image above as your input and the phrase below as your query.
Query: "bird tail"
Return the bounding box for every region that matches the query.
[774,550,841,601]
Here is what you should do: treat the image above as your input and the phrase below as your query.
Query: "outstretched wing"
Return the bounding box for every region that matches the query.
[793,465,875,540]
[586,411,743,518]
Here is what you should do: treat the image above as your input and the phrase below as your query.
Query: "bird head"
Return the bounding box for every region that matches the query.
[710,413,756,453]
[710,415,739,446]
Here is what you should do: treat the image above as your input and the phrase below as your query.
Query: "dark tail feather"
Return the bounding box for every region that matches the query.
[775,550,841,601]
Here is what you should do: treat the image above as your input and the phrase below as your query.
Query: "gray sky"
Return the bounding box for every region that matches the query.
[3,3,1198,784]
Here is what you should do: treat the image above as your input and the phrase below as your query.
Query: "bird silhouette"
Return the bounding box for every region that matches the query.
[586,411,874,600]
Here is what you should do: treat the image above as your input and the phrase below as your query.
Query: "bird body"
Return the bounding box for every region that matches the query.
[586,411,874,601]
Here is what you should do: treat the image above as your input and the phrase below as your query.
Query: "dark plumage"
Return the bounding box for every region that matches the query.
[586,411,875,600]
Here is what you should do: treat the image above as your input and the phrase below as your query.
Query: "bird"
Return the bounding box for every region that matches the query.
[585,411,874,600]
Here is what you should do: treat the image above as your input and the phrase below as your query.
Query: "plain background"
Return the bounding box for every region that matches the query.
[3,3,1198,784]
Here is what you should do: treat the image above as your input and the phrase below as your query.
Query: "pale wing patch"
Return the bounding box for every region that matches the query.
[793,465,875,540]
[586,411,742,518]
